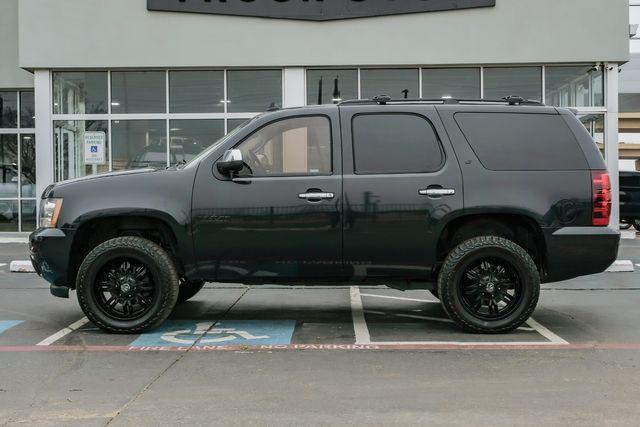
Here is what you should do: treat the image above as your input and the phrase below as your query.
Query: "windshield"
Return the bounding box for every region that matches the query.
[181,119,251,169]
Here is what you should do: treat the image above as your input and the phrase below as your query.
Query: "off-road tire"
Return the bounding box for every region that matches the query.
[438,236,540,334]
[177,280,206,304]
[76,237,179,333]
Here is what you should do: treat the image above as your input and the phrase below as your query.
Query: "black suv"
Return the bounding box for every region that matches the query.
[30,97,619,334]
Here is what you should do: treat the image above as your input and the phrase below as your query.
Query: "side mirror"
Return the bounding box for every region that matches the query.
[217,149,244,175]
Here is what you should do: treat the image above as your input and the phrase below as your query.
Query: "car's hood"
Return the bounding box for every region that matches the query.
[55,168,157,187]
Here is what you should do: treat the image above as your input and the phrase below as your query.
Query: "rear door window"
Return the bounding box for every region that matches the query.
[454,112,588,171]
[352,113,444,174]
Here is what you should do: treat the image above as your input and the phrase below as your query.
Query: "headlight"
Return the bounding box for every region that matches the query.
[39,198,63,228]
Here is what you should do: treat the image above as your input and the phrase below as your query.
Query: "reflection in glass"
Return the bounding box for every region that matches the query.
[360,69,419,100]
[236,116,332,176]
[0,91,17,128]
[227,70,282,113]
[53,72,108,114]
[54,121,109,181]
[422,68,481,99]
[112,120,166,170]
[579,114,605,158]
[20,135,36,197]
[546,66,604,107]
[307,69,358,105]
[170,71,225,113]
[484,67,542,101]
[0,200,18,232]
[111,71,166,114]
[21,200,37,232]
[20,92,35,128]
[169,120,225,165]
[0,135,18,197]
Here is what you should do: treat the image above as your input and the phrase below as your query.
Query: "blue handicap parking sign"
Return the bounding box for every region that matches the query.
[90,146,98,153]
[0,320,23,335]
[130,320,296,347]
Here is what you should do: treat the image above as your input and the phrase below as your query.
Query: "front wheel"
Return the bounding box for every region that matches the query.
[438,236,540,334]
[76,237,179,333]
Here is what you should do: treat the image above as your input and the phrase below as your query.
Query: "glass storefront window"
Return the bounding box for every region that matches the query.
[361,69,419,100]
[20,92,35,128]
[227,119,249,133]
[170,71,225,113]
[111,71,166,114]
[0,91,17,128]
[227,70,282,113]
[53,72,108,115]
[422,68,481,99]
[54,121,109,182]
[484,67,542,102]
[21,200,38,232]
[307,69,358,105]
[21,200,37,232]
[112,120,166,170]
[169,120,225,165]
[0,135,18,198]
[0,200,18,232]
[546,66,604,107]
[20,135,36,198]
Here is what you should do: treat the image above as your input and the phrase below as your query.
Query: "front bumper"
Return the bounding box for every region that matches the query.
[29,228,75,295]
[543,226,620,283]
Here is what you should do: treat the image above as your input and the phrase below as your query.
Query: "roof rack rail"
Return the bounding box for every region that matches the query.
[338,95,544,107]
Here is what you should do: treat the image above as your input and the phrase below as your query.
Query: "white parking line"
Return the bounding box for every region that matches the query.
[364,309,454,324]
[360,293,439,304]
[350,287,371,345]
[36,317,90,346]
[526,317,569,344]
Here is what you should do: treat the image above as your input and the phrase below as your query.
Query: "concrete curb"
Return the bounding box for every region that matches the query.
[10,261,35,273]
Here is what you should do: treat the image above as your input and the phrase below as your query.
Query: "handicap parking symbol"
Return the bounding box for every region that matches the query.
[0,320,23,335]
[130,320,296,347]
[90,145,98,153]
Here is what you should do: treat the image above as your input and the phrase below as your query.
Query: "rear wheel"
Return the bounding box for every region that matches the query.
[76,237,179,333]
[438,236,540,334]
[177,279,205,304]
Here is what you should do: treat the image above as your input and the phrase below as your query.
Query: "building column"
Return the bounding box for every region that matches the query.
[283,67,306,108]
[34,69,53,208]
[605,63,620,230]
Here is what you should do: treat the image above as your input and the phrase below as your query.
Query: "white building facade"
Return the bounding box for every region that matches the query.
[0,0,631,232]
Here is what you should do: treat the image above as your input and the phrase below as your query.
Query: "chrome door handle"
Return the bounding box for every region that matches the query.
[298,192,335,200]
[419,188,456,197]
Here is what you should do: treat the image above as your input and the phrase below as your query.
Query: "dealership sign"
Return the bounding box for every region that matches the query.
[147,0,495,21]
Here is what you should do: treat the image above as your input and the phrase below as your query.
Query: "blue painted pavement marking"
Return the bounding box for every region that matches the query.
[0,320,23,335]
[130,320,297,347]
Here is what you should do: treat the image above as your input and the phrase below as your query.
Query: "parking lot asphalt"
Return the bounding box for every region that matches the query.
[0,239,639,425]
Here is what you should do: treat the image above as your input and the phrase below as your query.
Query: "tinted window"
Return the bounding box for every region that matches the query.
[170,71,224,113]
[422,68,480,99]
[455,113,588,171]
[111,71,166,114]
[53,72,108,114]
[236,116,331,177]
[227,70,282,113]
[352,114,443,174]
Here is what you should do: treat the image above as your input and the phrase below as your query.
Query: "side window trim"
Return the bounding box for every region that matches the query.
[231,114,334,178]
[350,112,446,175]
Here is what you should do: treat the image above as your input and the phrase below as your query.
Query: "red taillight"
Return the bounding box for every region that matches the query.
[592,170,611,226]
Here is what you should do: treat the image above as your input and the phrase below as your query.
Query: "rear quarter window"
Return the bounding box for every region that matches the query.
[454,112,588,171]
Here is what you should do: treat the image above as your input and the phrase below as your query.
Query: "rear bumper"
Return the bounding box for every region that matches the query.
[543,226,620,283]
[29,228,75,292]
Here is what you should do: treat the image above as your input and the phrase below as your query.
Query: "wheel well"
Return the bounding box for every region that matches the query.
[68,216,180,289]
[437,214,546,274]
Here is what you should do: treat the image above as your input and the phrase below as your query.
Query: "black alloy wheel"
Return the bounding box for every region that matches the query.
[459,258,522,321]
[76,237,179,333]
[94,258,157,320]
[438,236,540,334]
